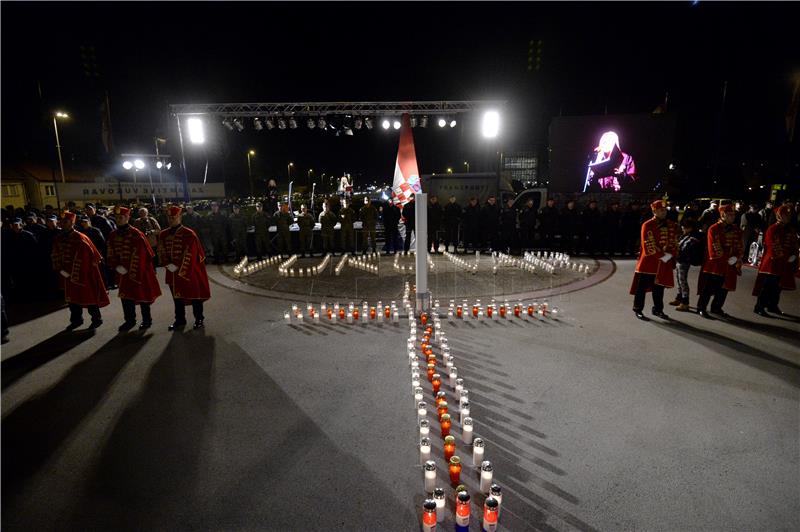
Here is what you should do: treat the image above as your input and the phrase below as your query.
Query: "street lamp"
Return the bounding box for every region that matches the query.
[52,111,69,184]
[464,161,470,172]
[247,149,256,197]
[447,167,453,174]
[287,161,294,180]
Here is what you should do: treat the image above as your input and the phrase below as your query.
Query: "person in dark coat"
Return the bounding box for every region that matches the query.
[207,202,230,264]
[462,197,482,253]
[427,195,444,254]
[382,201,401,254]
[538,198,559,250]
[581,200,603,256]
[24,212,46,241]
[560,200,581,255]
[602,201,623,255]
[740,204,764,262]
[621,202,643,256]
[402,195,416,253]
[481,195,500,251]
[443,196,462,253]
[499,198,518,254]
[85,203,116,241]
[6,218,38,300]
[519,198,537,251]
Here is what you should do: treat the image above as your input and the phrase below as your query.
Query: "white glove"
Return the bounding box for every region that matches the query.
[789,255,797,263]
[166,263,178,273]
[116,265,128,275]
[660,253,672,263]
[60,270,70,278]
[727,256,738,266]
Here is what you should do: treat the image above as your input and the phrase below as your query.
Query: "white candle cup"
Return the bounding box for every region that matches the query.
[420,437,432,465]
[346,312,353,324]
[490,484,503,517]
[433,488,446,523]
[412,378,421,393]
[473,438,485,466]
[449,368,458,387]
[460,402,471,426]
[424,461,437,493]
[459,389,469,408]
[462,416,474,445]
[414,387,424,403]
[284,312,291,323]
[419,419,430,438]
[393,312,399,323]
[455,379,464,395]
[480,461,494,494]
[417,401,427,421]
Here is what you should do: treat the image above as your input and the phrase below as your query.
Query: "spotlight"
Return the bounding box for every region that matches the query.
[354,117,363,129]
[481,111,499,138]
[449,119,457,128]
[393,120,401,130]
[134,159,145,170]
[265,118,275,130]
[233,118,244,131]
[318,117,327,129]
[420,116,428,128]
[156,161,163,169]
[344,127,354,136]
[382,119,391,130]
[254,117,264,131]
[166,162,172,170]
[188,117,205,144]
[288,117,297,129]
[410,116,418,128]
[438,118,447,128]
[122,161,133,170]
[307,118,316,129]
[222,118,234,131]
[278,117,287,130]
[364,117,373,130]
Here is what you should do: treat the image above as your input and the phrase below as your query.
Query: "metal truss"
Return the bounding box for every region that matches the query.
[170,100,505,117]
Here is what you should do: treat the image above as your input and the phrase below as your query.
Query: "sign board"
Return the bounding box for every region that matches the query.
[421,173,498,205]
[58,182,225,202]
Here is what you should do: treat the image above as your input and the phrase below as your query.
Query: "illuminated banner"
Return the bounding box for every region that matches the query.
[391,113,422,206]
[58,182,226,201]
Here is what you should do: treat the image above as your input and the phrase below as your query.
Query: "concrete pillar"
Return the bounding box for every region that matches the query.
[415,193,430,313]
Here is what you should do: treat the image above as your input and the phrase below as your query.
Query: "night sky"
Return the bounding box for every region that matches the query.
[2,1,798,197]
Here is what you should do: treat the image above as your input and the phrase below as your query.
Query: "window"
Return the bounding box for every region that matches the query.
[1,184,19,197]
[44,185,56,196]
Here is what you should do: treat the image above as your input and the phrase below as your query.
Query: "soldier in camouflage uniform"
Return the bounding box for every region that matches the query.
[359,196,378,254]
[339,199,355,253]
[229,204,249,261]
[297,204,315,257]
[207,201,230,264]
[319,200,338,255]
[252,202,272,259]
[274,203,293,255]
[182,205,205,249]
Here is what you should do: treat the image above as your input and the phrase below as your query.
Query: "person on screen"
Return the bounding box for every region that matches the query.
[588,131,636,192]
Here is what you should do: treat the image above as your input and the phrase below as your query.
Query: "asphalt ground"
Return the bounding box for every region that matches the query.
[2,260,798,531]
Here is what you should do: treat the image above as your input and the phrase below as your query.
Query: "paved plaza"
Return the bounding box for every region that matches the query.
[2,260,798,531]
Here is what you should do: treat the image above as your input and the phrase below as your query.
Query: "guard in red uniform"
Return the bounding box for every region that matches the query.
[107,207,162,331]
[697,204,744,319]
[158,205,211,330]
[630,199,679,320]
[51,211,110,329]
[753,205,798,316]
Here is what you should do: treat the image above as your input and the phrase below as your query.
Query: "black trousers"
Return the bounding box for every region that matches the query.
[121,299,152,323]
[69,303,101,323]
[403,227,415,253]
[755,274,782,311]
[697,273,728,312]
[173,298,204,323]
[444,224,459,251]
[633,273,665,312]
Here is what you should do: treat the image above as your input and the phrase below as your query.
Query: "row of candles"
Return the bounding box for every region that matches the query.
[347,256,379,275]
[284,300,402,324]
[276,254,299,276]
[446,298,559,320]
[280,254,331,277]
[443,250,479,274]
[410,306,502,531]
[522,251,590,275]
[393,251,416,272]
[334,252,350,276]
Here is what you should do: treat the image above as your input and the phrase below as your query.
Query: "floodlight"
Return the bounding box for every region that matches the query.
[307,118,316,129]
[410,116,418,128]
[122,161,133,170]
[288,117,297,129]
[156,161,163,169]
[265,118,275,130]
[278,117,287,130]
[233,118,244,131]
[318,117,327,129]
[134,159,145,170]
[419,116,428,128]
[254,117,264,131]
[222,118,234,131]
[481,111,499,138]
[364,117,374,130]
[393,120,401,130]
[354,117,363,129]
[449,119,457,128]
[438,118,447,128]
[166,162,172,170]
[188,117,205,144]
[344,128,354,136]
[382,119,391,130]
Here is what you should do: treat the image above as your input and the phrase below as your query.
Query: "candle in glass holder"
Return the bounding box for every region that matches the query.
[449,455,462,486]
[435,391,447,407]
[422,499,437,532]
[473,438,485,466]
[370,307,376,320]
[460,401,471,425]
[487,305,493,318]
[431,374,442,394]
[421,313,428,326]
[513,305,521,318]
[449,367,458,387]
[480,461,494,493]
[414,386,424,404]
[483,496,499,532]
[472,305,479,318]
[297,312,304,323]
[444,435,456,461]
[326,308,333,320]
[433,488,445,523]
[455,378,464,395]
[393,311,399,323]
[419,437,432,464]
[437,401,448,422]
[527,305,534,317]
[314,311,320,322]
[459,389,469,408]
[462,416,474,445]
[338,308,346,320]
[427,363,436,382]
[424,461,437,493]
[489,484,503,517]
[499,305,507,318]
[455,491,471,528]
[419,419,430,438]
[417,401,427,421]
[353,308,360,321]
[384,306,391,319]
[411,360,420,371]
[440,413,452,438]
[456,306,463,318]
[346,312,353,324]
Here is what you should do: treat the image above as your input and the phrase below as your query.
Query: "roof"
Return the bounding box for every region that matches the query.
[1,162,109,183]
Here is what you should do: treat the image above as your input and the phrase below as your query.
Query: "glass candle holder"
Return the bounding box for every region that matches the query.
[472,305,479,318]
[480,461,494,494]
[449,367,458,388]
[456,306,463,318]
[431,374,442,395]
[513,305,521,318]
[527,305,534,317]
[435,391,447,408]
[483,496,499,531]
[393,311,399,323]
[419,419,430,438]
[284,311,291,323]
[352,309,360,321]
[440,413,452,438]
[444,435,456,461]
[417,401,427,421]
[419,437,432,464]
[499,306,507,318]
[473,438,485,466]
[346,312,353,324]
[384,306,391,319]
[455,491,471,528]
[455,379,464,395]
[487,305,494,318]
[489,484,503,517]
[433,488,445,523]
[449,455,462,486]
[437,401,448,422]
[370,307,376,320]
[462,416,474,445]
[338,308,346,320]
[424,461,437,493]
[427,364,436,382]
[414,387,424,404]
[422,499,437,532]
[460,401,471,425]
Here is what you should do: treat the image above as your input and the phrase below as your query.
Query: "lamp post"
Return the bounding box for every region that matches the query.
[52,111,69,184]
[287,162,294,181]
[247,150,255,197]
[464,161,470,172]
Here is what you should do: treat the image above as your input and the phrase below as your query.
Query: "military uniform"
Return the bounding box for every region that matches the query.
[297,210,315,256]
[360,202,378,253]
[207,211,230,263]
[753,205,799,315]
[229,209,249,261]
[319,209,338,255]
[274,209,293,254]
[443,200,462,252]
[697,205,744,317]
[339,205,355,253]
[252,209,273,259]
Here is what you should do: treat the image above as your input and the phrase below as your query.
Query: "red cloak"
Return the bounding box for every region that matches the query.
[107,225,162,304]
[630,217,679,294]
[51,229,110,307]
[752,222,799,295]
[158,225,211,301]
[700,220,743,292]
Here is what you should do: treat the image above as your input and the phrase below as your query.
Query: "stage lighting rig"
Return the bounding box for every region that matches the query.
[438,118,447,128]
[288,117,298,129]
[233,118,244,131]
[410,116,418,128]
[278,117,287,130]
[307,118,316,129]
[265,118,275,130]
[222,118,234,131]
[364,117,374,129]
[354,117,363,129]
[254,117,264,131]
[420,116,428,128]
[318,117,327,129]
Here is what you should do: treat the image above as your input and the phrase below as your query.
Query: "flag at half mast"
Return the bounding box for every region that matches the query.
[391,113,422,206]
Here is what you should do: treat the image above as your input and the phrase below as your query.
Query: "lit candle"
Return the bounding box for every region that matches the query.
[353,308,360,321]
[499,305,506,318]
[455,490,471,528]
[440,413,452,438]
[437,401,448,422]
[422,498,437,532]
[297,312,303,323]
[414,386,424,404]
[460,400,471,424]
[462,416,474,445]
[432,374,442,395]
[473,438,485,466]
[482,496,499,532]
[480,461,494,494]
[393,311,399,323]
[417,401,427,421]
[339,308,346,320]
[284,311,291,323]
[419,437,432,464]
[459,389,469,408]
[370,307,376,320]
[456,306,463,318]
[449,455,462,486]
[489,484,503,517]
[433,488,445,523]
[427,363,436,382]
[327,308,333,320]
[472,305,479,318]
[455,378,464,395]
[487,305,493,318]
[527,305,534,317]
[513,305,520,318]
[435,391,447,407]
[346,312,353,324]
[419,419,430,438]
[314,311,320,322]
[449,367,458,388]
[424,461,437,493]
[444,435,456,461]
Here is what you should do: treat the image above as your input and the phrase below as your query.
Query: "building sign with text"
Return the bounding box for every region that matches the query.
[58,182,226,202]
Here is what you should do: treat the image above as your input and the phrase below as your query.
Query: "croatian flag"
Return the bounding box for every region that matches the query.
[390,113,422,206]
